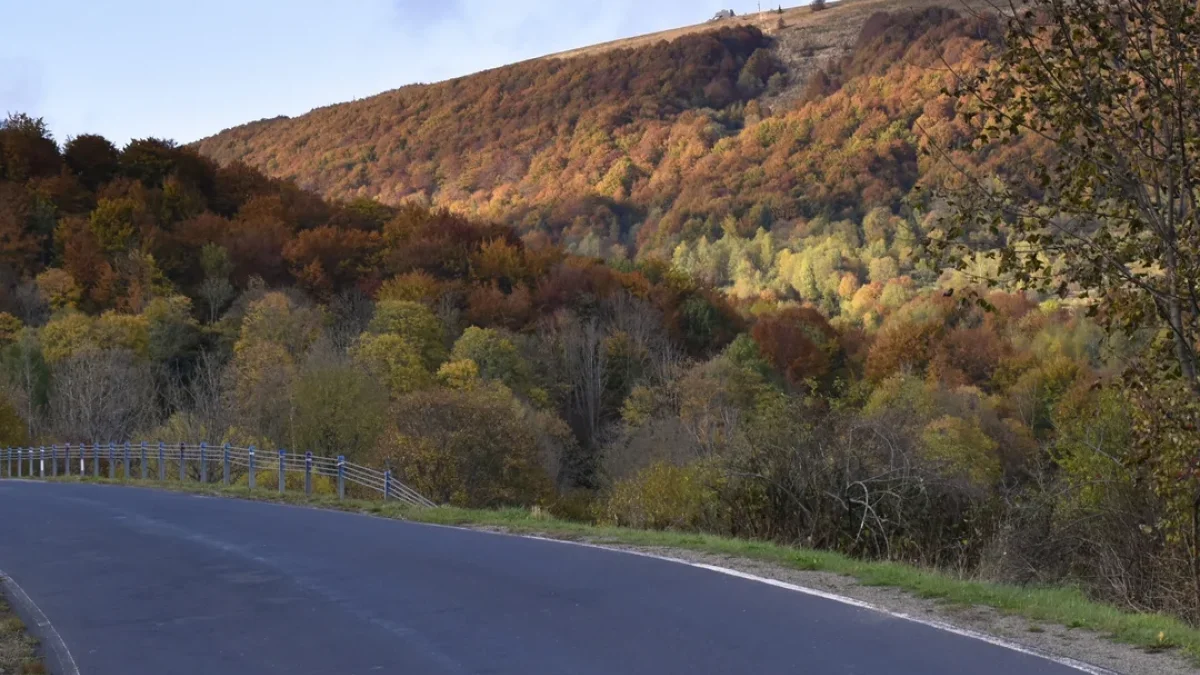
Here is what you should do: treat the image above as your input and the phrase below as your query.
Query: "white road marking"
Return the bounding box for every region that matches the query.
[0,567,81,675]
[514,534,1121,675]
[2,479,1123,674]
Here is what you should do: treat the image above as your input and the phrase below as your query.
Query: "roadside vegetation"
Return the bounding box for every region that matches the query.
[0,593,43,675]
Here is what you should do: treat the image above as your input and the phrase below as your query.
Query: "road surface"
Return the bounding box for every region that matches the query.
[0,481,1100,674]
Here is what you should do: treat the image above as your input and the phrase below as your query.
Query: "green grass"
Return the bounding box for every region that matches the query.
[33,475,1200,664]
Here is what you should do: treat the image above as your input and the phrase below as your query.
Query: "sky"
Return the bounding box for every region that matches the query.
[1,0,770,147]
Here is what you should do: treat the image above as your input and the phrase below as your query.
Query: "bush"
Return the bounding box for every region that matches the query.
[374,386,553,508]
[604,461,727,531]
[234,468,336,495]
[811,0,827,11]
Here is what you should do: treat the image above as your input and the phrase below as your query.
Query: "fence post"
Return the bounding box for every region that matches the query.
[140,442,147,480]
[384,469,392,501]
[278,449,285,494]
[223,444,230,486]
[93,442,100,478]
[63,444,69,477]
[51,445,57,478]
[5,448,9,478]
[78,443,84,476]
[108,442,115,479]
[123,442,130,478]
[305,452,312,496]
[248,446,256,490]
[337,455,345,500]
[179,442,185,482]
[38,446,44,478]
[200,443,207,483]
[158,442,165,481]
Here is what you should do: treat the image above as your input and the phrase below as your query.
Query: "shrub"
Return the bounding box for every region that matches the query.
[234,468,336,495]
[375,386,553,508]
[604,461,726,531]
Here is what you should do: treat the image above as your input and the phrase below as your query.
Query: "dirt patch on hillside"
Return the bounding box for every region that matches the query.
[548,0,1000,110]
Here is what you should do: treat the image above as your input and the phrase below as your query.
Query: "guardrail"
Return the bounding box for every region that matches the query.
[0,442,436,508]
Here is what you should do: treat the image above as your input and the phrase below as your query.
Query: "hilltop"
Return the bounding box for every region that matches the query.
[194,1,1001,267]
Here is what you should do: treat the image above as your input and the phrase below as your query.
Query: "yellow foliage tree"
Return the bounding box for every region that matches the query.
[368,300,447,370]
[235,292,324,359]
[351,333,431,396]
[920,415,1001,489]
[35,268,82,310]
[39,312,95,363]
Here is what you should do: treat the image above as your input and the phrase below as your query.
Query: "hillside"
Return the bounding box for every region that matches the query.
[193,1,1003,270]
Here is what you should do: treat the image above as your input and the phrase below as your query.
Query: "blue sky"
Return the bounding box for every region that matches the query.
[1,1,768,146]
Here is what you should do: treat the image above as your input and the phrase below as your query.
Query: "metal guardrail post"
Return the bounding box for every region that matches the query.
[0,437,435,506]
[337,455,345,500]
[305,452,312,496]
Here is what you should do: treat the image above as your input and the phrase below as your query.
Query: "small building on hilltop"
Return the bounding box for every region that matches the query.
[710,9,736,21]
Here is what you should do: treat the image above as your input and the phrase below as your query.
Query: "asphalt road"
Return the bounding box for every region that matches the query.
[0,481,1098,675]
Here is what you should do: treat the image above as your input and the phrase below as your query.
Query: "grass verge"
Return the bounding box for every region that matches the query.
[0,592,43,675]
[35,475,1200,664]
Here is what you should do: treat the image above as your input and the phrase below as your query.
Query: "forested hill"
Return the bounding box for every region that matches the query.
[194,1,1002,270]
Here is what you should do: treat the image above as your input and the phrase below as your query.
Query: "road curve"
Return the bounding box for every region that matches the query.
[0,481,1095,675]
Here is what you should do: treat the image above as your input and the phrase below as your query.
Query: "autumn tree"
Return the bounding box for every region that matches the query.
[292,349,388,459]
[368,300,447,370]
[378,386,553,507]
[0,114,60,182]
[939,1,1200,390]
[451,326,532,393]
[64,134,120,190]
[933,0,1200,605]
[0,183,46,275]
[751,307,842,389]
